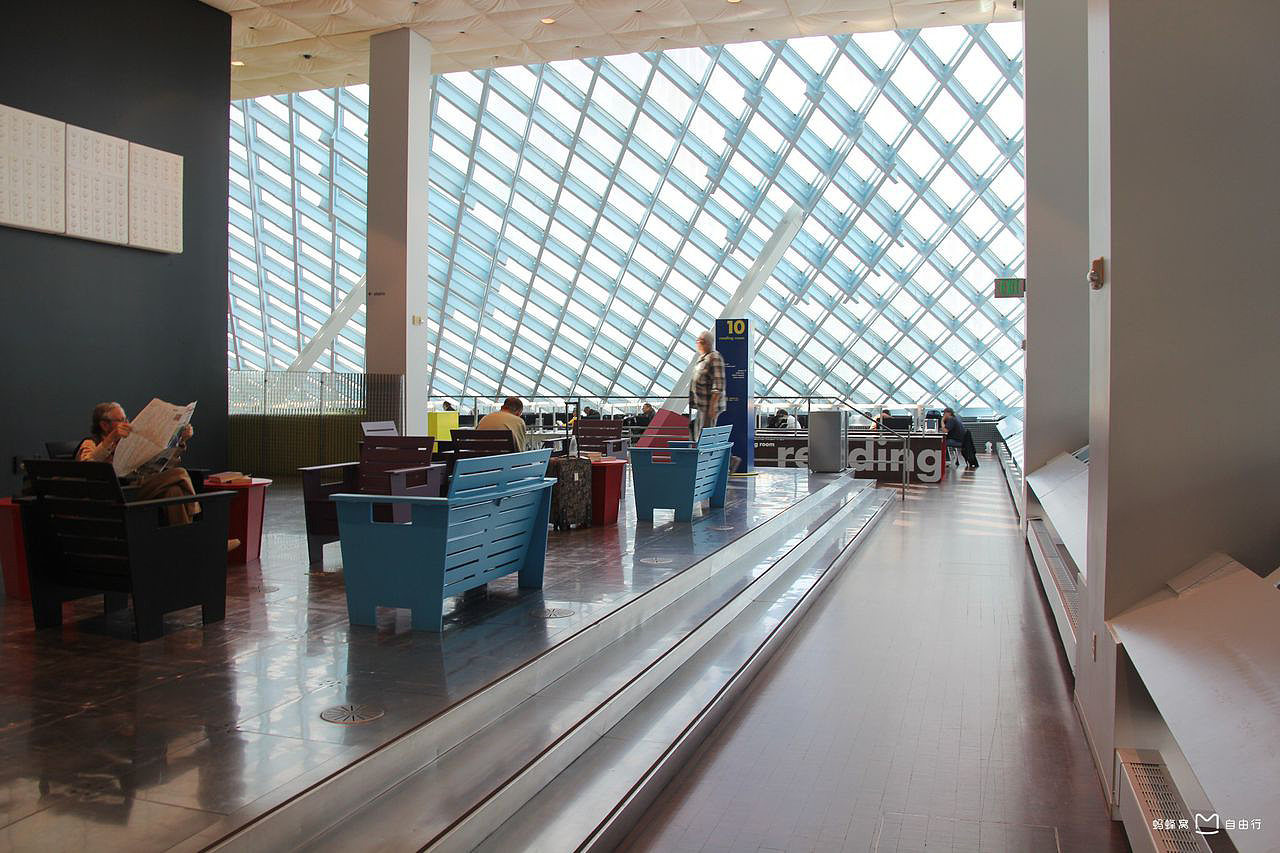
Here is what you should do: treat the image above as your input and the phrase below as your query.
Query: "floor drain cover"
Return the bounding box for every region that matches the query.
[638,557,673,565]
[534,608,575,619]
[319,704,384,725]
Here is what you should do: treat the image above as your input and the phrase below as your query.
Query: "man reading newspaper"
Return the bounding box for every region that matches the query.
[76,400,234,552]
[110,398,196,478]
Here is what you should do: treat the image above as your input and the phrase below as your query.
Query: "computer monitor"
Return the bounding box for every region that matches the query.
[883,415,914,431]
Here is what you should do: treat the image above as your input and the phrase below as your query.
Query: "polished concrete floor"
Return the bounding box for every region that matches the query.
[0,467,834,852]
[621,460,1130,853]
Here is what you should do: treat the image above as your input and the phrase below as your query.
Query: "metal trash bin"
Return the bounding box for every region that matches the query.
[808,410,847,472]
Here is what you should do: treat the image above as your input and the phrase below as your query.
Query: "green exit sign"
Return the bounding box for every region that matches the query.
[994,277,1026,298]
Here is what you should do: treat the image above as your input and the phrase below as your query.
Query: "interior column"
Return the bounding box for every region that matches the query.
[366,28,431,434]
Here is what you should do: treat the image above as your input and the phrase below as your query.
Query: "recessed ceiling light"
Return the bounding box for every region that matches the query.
[727,0,741,4]
[540,16,556,24]
[231,59,245,67]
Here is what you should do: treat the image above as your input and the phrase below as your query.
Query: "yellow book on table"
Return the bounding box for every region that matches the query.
[427,411,459,442]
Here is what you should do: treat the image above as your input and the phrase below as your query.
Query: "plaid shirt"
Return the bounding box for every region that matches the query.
[691,351,726,415]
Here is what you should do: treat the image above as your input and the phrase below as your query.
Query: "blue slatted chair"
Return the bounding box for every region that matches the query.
[331,448,554,632]
[628,424,733,523]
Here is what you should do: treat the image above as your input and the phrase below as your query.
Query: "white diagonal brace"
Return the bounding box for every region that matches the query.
[662,203,806,410]
[286,275,366,371]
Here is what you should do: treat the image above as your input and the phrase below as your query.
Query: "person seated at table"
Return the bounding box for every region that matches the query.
[768,408,800,429]
[476,396,529,451]
[873,408,893,429]
[634,403,655,427]
[942,407,979,469]
[76,402,231,537]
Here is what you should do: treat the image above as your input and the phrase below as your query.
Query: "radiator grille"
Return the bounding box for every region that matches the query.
[1028,518,1079,631]
[1128,760,1210,853]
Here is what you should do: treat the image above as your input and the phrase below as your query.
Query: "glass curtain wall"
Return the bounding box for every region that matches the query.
[228,24,1025,419]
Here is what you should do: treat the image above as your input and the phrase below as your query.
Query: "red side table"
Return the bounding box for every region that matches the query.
[0,497,30,600]
[590,459,627,526]
[212,479,272,565]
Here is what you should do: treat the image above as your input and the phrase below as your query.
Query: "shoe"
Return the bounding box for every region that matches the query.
[227,538,242,553]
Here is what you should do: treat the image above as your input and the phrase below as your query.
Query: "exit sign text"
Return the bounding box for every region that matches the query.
[993,277,1026,298]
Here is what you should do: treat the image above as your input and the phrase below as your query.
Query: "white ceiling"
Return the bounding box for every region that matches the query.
[203,0,1019,99]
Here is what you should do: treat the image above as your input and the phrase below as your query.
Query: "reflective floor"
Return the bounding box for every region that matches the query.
[0,468,833,852]
[622,460,1129,853]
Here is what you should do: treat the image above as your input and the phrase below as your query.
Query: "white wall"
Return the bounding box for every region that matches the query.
[1022,0,1090,478]
[1078,0,1280,795]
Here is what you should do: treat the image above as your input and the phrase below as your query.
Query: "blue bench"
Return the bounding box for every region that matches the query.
[629,424,733,522]
[332,448,554,632]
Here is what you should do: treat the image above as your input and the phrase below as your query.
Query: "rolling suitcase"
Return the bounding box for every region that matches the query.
[548,455,592,530]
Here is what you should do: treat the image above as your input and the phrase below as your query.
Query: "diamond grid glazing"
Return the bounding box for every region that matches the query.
[227,24,1024,417]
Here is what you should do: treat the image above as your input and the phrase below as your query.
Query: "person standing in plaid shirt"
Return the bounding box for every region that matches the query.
[690,329,725,440]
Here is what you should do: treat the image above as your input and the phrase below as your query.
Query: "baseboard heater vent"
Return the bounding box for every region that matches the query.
[1116,749,1211,853]
[1026,517,1079,668]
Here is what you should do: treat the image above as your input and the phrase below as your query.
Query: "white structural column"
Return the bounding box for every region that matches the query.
[1022,0,1089,481]
[1077,0,1280,795]
[366,28,431,434]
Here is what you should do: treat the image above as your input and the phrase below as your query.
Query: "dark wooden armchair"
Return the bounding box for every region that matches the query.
[44,440,81,461]
[439,428,517,480]
[21,460,233,642]
[299,435,445,568]
[574,419,630,459]
[449,428,517,455]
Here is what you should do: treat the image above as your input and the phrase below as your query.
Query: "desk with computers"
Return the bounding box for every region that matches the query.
[754,405,952,483]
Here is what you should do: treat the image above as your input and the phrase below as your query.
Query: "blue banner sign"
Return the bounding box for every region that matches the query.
[715,317,755,471]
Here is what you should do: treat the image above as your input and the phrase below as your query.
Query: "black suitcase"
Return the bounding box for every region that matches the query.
[548,456,592,530]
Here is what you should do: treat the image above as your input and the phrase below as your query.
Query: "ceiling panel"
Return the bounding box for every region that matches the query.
[203,0,1019,97]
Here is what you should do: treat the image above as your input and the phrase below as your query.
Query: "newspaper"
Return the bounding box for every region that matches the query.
[112,399,196,477]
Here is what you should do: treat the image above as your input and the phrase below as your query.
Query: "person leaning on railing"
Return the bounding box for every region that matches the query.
[76,401,239,549]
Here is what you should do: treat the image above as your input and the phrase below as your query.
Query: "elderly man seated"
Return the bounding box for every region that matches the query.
[76,401,239,549]
[476,396,529,451]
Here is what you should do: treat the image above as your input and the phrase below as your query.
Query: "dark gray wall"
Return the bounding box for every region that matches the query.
[0,1,231,493]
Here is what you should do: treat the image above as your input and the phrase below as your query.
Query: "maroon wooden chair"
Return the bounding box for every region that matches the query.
[574,419,629,459]
[299,435,444,568]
